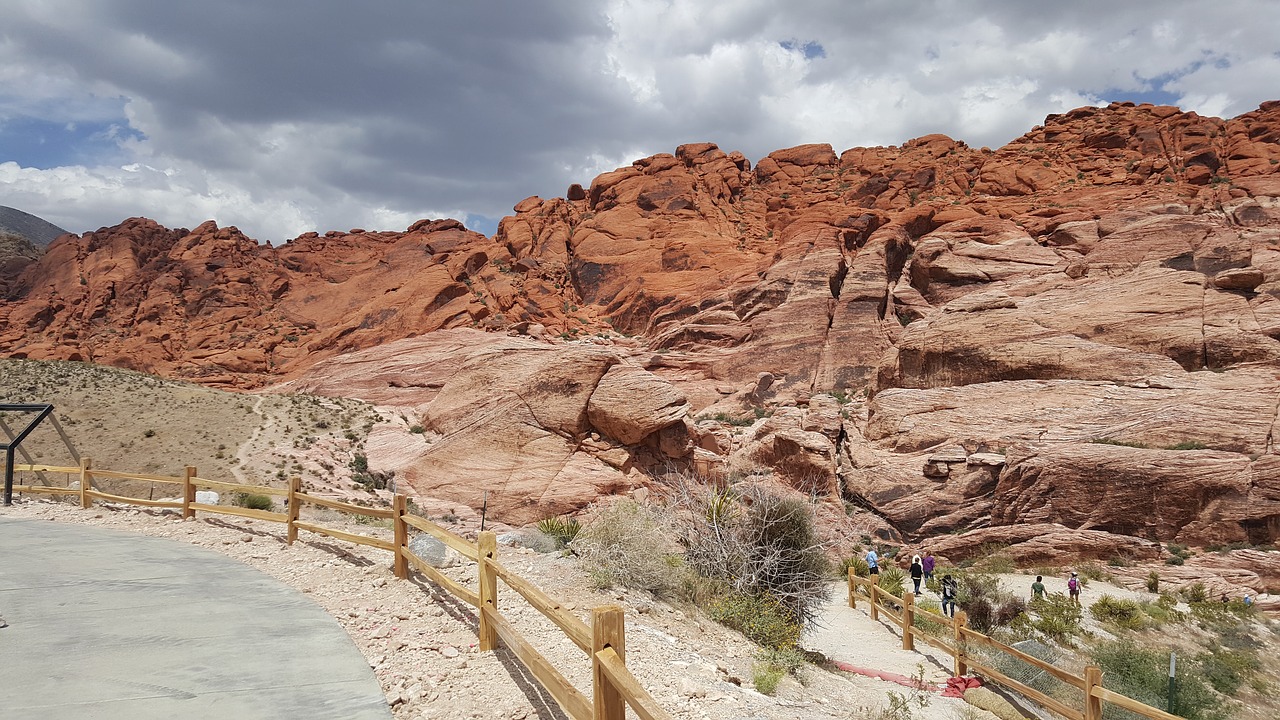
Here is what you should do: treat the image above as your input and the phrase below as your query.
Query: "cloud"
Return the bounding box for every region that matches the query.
[0,0,1276,241]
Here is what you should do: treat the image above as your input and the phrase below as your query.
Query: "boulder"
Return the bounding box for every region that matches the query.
[587,365,690,444]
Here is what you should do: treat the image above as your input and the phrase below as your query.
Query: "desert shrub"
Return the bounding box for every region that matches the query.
[1146,571,1160,593]
[840,555,870,578]
[1090,595,1146,630]
[1078,562,1105,581]
[950,572,1024,633]
[535,515,581,549]
[752,644,808,693]
[1030,593,1083,642]
[235,493,273,511]
[993,596,1027,627]
[680,484,831,629]
[978,554,1016,574]
[1165,555,1185,565]
[1182,582,1208,604]
[570,499,684,596]
[877,566,906,598]
[1198,646,1261,695]
[751,663,785,695]
[707,592,801,649]
[912,599,948,638]
[1092,640,1228,720]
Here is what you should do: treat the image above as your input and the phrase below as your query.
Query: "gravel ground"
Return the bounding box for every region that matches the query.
[1,498,981,720]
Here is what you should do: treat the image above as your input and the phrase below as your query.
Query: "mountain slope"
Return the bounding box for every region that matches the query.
[0,205,69,247]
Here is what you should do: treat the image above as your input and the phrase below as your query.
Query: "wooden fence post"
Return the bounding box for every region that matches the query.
[392,494,409,579]
[869,577,879,621]
[79,457,92,509]
[182,466,196,519]
[1084,666,1103,720]
[902,592,915,651]
[847,568,856,609]
[477,530,498,651]
[953,611,968,677]
[592,604,626,720]
[286,476,301,545]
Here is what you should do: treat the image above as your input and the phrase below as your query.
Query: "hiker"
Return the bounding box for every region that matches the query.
[1068,571,1081,606]
[865,547,879,578]
[1031,575,1046,601]
[922,551,935,584]
[909,554,924,594]
[1244,595,1253,607]
[940,574,958,617]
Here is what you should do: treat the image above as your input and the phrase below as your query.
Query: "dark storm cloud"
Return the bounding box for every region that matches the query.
[1,1,1276,240]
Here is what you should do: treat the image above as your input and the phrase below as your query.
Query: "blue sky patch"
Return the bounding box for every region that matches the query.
[780,40,826,60]
[0,116,143,169]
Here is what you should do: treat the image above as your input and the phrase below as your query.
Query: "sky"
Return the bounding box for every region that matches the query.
[1,1,1277,243]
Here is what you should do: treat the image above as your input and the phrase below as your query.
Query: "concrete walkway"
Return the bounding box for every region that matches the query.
[0,516,390,720]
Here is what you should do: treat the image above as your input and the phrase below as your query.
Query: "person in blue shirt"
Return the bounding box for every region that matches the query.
[865,547,879,577]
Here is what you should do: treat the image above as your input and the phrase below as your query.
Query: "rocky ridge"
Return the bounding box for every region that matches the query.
[4,101,1280,586]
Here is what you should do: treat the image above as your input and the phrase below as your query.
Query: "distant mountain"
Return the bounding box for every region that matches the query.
[0,206,70,247]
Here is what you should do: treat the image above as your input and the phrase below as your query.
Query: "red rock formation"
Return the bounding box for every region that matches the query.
[4,101,1280,550]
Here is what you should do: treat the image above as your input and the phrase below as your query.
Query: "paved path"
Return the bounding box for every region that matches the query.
[0,516,390,720]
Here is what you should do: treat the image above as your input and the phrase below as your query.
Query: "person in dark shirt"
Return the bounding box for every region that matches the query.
[940,575,958,617]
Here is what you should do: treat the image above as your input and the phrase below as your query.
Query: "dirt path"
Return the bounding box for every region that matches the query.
[806,583,997,720]
[230,394,268,485]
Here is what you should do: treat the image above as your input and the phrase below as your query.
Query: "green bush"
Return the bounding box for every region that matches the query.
[912,599,949,638]
[1198,646,1261,695]
[535,516,581,549]
[1167,441,1208,450]
[751,663,785,695]
[1146,571,1160,593]
[1030,593,1083,642]
[1092,640,1229,720]
[235,493,274,511]
[1090,595,1146,630]
[752,644,808,694]
[840,555,870,578]
[877,566,906,597]
[707,592,801,649]
[1182,582,1208,603]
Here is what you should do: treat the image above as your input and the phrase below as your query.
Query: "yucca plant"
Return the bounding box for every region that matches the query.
[536,516,581,549]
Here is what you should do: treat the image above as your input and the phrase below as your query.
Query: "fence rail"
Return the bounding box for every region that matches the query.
[848,572,1184,720]
[10,460,672,720]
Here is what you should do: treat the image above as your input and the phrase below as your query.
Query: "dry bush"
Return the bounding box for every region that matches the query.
[674,480,832,630]
[569,498,685,597]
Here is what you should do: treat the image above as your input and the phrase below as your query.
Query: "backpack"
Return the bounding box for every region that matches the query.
[1068,577,1079,592]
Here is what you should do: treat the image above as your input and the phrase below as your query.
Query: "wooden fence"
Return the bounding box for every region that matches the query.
[10,460,671,720]
[847,573,1183,720]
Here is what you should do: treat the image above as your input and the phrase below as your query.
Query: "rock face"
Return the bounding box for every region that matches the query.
[5,101,1280,554]
[284,329,694,525]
